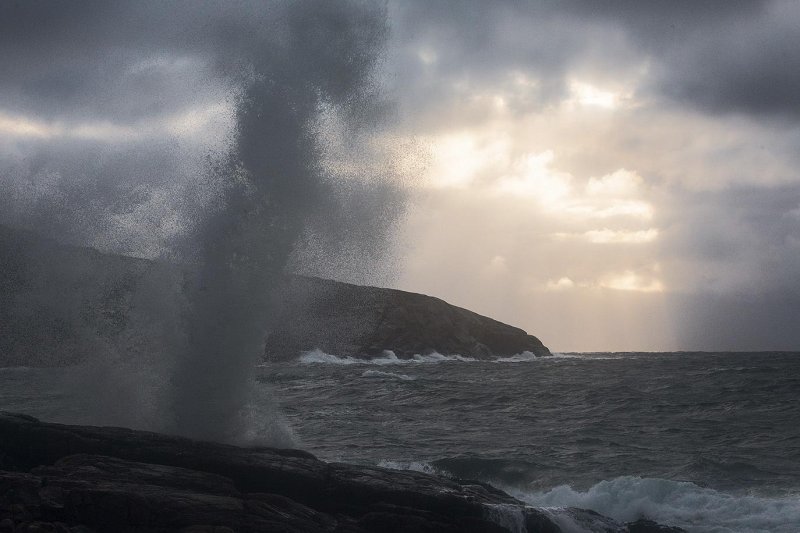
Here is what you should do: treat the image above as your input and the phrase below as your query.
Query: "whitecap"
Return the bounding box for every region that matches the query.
[298,349,475,365]
[494,351,539,363]
[410,352,476,363]
[377,459,437,474]
[514,476,800,533]
[298,349,366,365]
[361,370,416,381]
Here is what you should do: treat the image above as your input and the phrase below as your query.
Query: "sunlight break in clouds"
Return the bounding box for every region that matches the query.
[495,150,572,204]
[423,131,510,189]
[587,169,643,197]
[555,228,659,244]
[0,104,233,144]
[600,270,665,293]
[546,277,576,291]
[544,271,664,293]
[566,81,620,110]
[425,139,656,225]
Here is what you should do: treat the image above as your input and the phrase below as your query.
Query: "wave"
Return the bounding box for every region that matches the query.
[0,366,33,372]
[299,349,475,365]
[514,476,800,533]
[377,460,438,473]
[361,370,416,381]
[494,351,540,363]
[298,349,641,366]
[495,352,626,363]
[378,460,800,532]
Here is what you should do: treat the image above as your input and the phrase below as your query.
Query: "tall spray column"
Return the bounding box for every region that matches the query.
[169,1,390,443]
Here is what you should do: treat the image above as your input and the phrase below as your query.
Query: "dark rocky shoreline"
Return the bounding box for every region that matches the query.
[0,412,682,532]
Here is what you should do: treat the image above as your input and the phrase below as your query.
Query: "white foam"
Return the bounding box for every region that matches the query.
[515,476,800,533]
[494,351,539,363]
[410,352,476,363]
[361,370,416,381]
[493,352,623,363]
[483,503,527,533]
[299,349,475,365]
[299,349,367,365]
[377,459,438,474]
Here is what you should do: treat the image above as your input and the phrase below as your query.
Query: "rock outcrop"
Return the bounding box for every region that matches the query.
[0,225,550,366]
[0,412,683,532]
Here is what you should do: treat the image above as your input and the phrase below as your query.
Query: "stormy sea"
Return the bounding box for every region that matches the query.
[2,350,798,532]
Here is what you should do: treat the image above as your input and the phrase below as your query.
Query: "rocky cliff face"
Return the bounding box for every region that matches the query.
[0,225,550,366]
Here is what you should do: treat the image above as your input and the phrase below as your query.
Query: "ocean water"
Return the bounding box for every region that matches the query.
[2,351,799,532]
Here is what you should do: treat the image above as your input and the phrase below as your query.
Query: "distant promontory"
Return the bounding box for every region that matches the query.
[0,224,550,366]
[265,275,550,360]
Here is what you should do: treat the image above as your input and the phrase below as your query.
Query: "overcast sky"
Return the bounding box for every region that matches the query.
[1,1,799,351]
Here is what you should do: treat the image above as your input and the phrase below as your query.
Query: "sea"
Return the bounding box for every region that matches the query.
[2,350,799,532]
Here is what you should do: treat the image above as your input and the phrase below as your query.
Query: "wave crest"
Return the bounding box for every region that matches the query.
[515,476,800,533]
[361,370,416,381]
[299,349,475,365]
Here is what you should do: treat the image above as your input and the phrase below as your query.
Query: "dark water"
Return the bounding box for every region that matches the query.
[265,351,800,532]
[2,351,799,532]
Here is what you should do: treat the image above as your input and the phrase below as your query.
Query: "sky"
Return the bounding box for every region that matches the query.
[1,1,799,352]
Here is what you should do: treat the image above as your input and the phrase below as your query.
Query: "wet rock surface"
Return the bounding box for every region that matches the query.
[0,412,683,532]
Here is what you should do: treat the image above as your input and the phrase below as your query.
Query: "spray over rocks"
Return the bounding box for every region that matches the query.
[0,1,405,443]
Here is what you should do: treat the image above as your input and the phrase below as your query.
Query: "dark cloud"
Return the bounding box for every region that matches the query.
[390,0,800,123]
[669,291,800,351]
[387,0,632,128]
[0,0,400,259]
[558,0,800,120]
[659,184,800,287]
[0,2,206,122]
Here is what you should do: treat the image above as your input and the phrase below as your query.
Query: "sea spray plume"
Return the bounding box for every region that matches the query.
[0,1,403,442]
[169,1,392,442]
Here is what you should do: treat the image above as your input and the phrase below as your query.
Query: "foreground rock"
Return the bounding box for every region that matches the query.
[0,412,682,532]
[0,224,550,367]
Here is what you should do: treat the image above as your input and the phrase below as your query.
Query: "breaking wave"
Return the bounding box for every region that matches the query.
[361,370,416,381]
[377,460,438,473]
[299,349,475,365]
[376,460,800,532]
[297,349,625,365]
[515,476,800,533]
[494,351,540,363]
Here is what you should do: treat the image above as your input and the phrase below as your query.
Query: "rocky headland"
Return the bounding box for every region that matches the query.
[264,275,550,361]
[0,412,682,533]
[0,224,549,366]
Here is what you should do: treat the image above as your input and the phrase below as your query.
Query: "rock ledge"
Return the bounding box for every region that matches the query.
[0,412,683,532]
